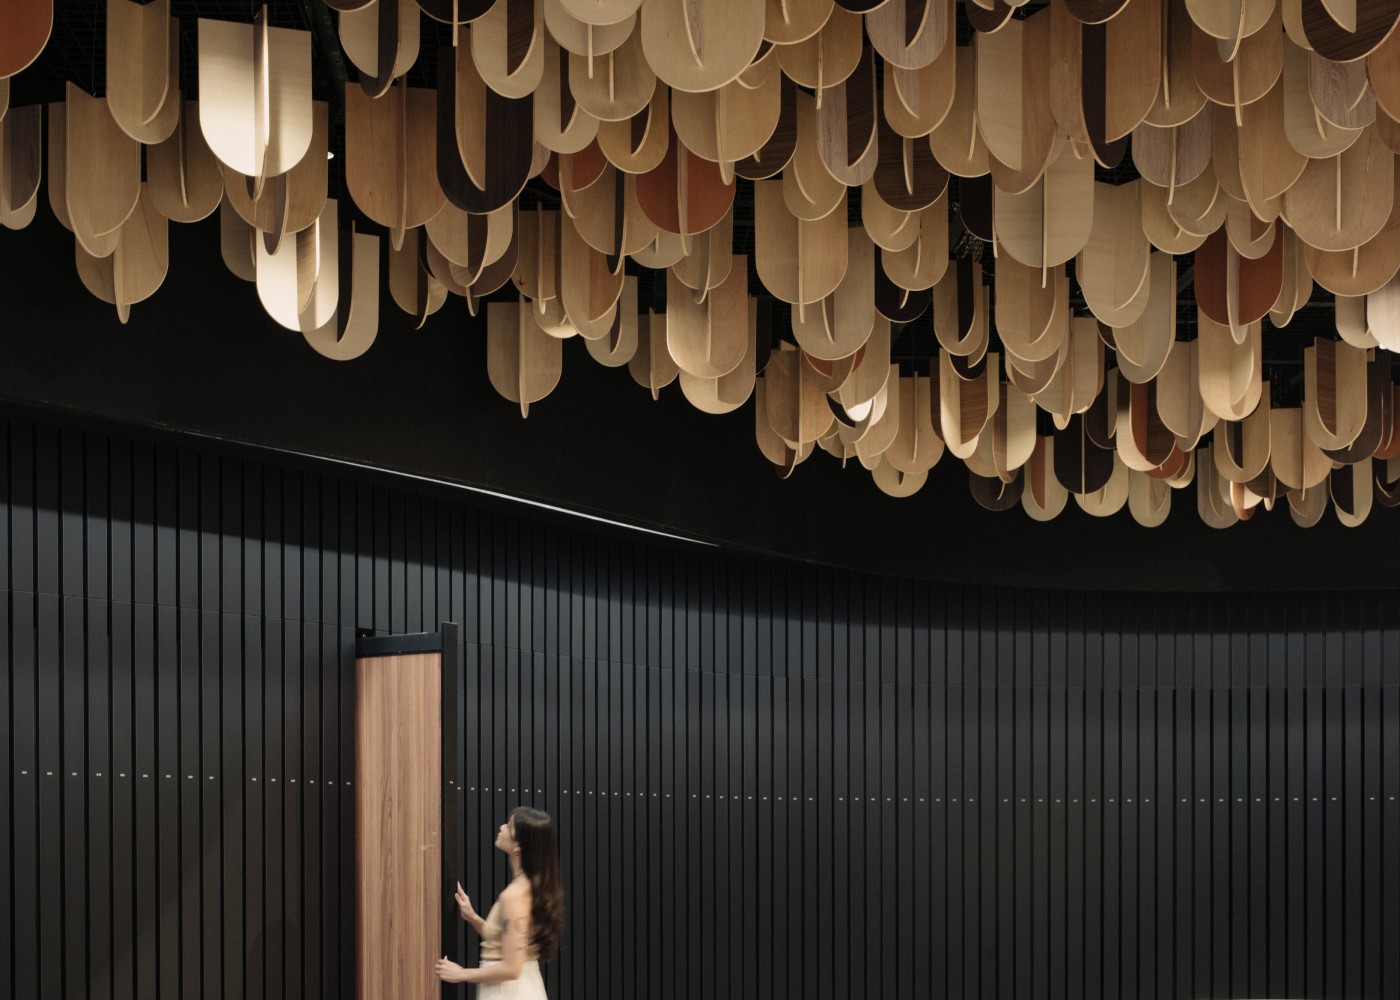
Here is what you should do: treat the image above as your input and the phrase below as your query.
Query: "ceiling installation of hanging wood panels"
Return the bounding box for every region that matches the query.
[6,0,1400,526]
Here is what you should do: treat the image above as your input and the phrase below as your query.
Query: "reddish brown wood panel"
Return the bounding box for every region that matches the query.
[356,652,443,1000]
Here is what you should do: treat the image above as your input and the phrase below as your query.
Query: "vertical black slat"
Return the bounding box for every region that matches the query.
[998,595,1019,1000]
[942,633,964,1000]
[241,618,265,1000]
[12,420,37,597]
[152,460,180,1000]
[961,594,982,1000]
[84,432,109,604]
[1266,630,1287,1000]
[1192,680,1215,1000]
[606,655,622,997]
[1246,682,1268,1000]
[1343,682,1364,1000]
[34,427,63,999]
[236,453,262,616]
[1101,610,1123,1000]
[199,456,221,616]
[620,654,639,998]
[406,495,424,633]
[1304,681,1326,997]
[579,649,596,991]
[976,589,996,1000]
[1106,594,1127,999]
[57,593,87,1000]
[0,433,10,993]
[1083,683,1104,1000]
[0,584,9,1000]
[1155,617,1176,1000]
[894,583,915,1000]
[1229,684,1249,998]
[351,482,371,632]
[299,621,321,1000]
[698,666,716,997]
[1027,597,1047,1000]
[79,595,111,1000]
[337,625,357,1000]
[1210,606,1231,997]
[1382,676,1400,1000]
[1360,596,1383,991]
[1285,665,1307,994]
[221,612,245,1000]
[199,609,222,1000]
[37,585,65,997]
[262,617,285,1000]
[282,468,303,626]
[1173,685,1194,1000]
[103,595,131,1000]
[928,590,948,1000]
[758,671,777,1000]
[817,660,835,1000]
[133,602,159,1000]
[326,507,350,1000]
[1045,591,1066,1000]
[220,456,243,619]
[436,504,454,636]
[789,667,806,1000]
[372,485,391,633]
[1065,594,1087,1000]
[746,668,765,1000]
[1002,669,1024,997]
[859,614,878,1000]
[259,466,281,623]
[1360,674,1382,1000]
[1136,685,1157,1000]
[440,625,463,995]
[1324,682,1346,999]
[130,443,155,609]
[280,623,302,1000]
[908,585,930,1000]
[11,588,39,1000]
[1122,683,1142,1000]
[645,655,662,1000]
[831,635,850,998]
[58,427,84,600]
[658,663,676,1000]
[177,607,202,1000]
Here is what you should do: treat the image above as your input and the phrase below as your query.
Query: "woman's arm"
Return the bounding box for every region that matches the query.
[444,886,532,985]
[454,882,487,937]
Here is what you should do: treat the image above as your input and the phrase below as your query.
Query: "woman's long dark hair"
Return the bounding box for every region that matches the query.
[511,807,565,962]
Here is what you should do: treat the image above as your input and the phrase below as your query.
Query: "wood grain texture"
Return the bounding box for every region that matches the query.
[355,651,442,1000]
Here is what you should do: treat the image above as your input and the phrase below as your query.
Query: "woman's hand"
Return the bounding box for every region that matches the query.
[435,956,469,983]
[454,881,477,922]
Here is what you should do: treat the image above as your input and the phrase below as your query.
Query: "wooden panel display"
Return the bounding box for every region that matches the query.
[2,414,1399,1000]
[355,648,443,1000]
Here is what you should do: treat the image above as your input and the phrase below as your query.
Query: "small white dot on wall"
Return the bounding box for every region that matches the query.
[252,778,258,782]
[119,773,125,778]
[71,772,77,777]
[96,773,102,778]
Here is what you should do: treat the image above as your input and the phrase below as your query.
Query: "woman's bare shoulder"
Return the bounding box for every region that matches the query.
[502,878,532,903]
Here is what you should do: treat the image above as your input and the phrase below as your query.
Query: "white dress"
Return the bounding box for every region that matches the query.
[476,895,548,1000]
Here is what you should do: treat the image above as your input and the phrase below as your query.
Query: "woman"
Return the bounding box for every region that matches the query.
[434,807,565,997]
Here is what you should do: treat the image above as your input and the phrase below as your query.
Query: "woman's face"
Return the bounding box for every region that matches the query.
[494,816,519,856]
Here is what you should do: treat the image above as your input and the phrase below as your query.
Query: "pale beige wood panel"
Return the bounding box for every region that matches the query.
[147,101,225,224]
[639,0,765,93]
[198,16,313,183]
[65,83,141,256]
[355,651,442,1000]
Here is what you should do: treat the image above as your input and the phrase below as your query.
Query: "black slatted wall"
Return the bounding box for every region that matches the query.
[4,413,1399,1000]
